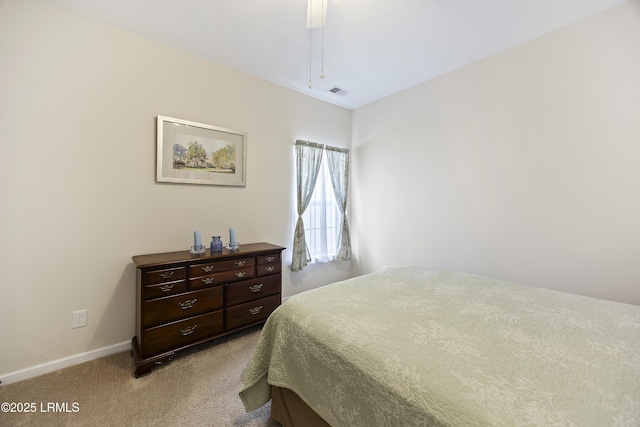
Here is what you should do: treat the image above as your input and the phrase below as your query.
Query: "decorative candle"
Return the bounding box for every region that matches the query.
[229,227,237,246]
[194,231,202,249]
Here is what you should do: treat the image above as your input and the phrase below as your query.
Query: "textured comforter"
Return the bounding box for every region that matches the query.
[239,267,640,426]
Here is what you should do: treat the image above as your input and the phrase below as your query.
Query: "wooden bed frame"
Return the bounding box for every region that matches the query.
[271,386,330,427]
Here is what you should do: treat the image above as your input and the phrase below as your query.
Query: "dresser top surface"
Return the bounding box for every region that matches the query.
[132,242,285,269]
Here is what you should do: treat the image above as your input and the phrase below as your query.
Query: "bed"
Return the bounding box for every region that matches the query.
[239,266,640,426]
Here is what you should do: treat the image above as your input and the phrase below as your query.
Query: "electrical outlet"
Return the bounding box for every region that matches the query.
[383,265,390,270]
[72,309,87,329]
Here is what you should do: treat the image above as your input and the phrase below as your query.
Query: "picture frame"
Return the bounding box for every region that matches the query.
[156,115,247,186]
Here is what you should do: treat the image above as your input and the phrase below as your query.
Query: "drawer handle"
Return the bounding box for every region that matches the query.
[235,271,246,278]
[159,284,174,292]
[202,277,215,285]
[235,260,247,267]
[159,271,174,279]
[179,325,197,336]
[249,284,263,293]
[265,266,276,272]
[201,266,214,273]
[249,306,263,315]
[178,299,197,310]
[265,256,275,262]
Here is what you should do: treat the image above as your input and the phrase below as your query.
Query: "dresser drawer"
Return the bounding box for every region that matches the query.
[143,280,186,300]
[225,294,281,331]
[189,257,255,277]
[257,252,281,265]
[189,267,256,290]
[144,267,186,285]
[257,263,281,276]
[225,274,281,306]
[143,287,223,328]
[142,310,223,357]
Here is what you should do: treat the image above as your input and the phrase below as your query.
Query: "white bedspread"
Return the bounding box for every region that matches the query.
[240,267,640,426]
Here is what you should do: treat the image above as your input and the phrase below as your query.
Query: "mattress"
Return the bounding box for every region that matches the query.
[239,267,640,426]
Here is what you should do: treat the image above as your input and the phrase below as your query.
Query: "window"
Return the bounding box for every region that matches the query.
[291,139,351,272]
[302,153,342,262]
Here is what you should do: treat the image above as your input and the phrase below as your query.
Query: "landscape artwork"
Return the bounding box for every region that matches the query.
[173,134,236,174]
[156,116,247,186]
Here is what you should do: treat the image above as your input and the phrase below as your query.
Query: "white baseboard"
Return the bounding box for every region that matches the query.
[0,341,131,386]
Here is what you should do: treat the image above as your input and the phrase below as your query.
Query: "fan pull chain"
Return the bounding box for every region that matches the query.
[308,0,313,89]
[320,0,325,79]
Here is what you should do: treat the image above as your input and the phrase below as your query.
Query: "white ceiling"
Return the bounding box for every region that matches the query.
[42,0,627,110]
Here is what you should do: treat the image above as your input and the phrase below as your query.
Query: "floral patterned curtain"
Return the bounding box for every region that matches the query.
[291,140,325,271]
[325,146,352,261]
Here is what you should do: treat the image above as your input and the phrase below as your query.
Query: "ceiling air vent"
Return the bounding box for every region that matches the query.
[328,86,351,96]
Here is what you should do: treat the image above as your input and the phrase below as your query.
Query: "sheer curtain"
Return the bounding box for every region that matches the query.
[303,158,342,262]
[325,146,352,261]
[291,140,324,272]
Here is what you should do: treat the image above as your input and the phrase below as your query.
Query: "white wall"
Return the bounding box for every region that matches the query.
[0,0,352,377]
[352,2,640,305]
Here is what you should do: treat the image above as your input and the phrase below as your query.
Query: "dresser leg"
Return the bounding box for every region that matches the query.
[134,362,154,378]
[131,336,176,378]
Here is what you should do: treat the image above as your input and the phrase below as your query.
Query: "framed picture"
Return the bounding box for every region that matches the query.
[156,115,247,186]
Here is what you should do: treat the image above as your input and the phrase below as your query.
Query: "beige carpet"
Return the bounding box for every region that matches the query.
[0,326,278,427]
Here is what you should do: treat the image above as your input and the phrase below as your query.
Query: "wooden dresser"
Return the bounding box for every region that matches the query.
[131,242,285,377]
